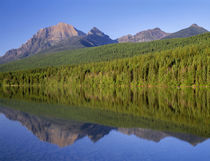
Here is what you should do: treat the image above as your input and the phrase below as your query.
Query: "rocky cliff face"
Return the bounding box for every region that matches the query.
[0,107,207,147]
[118,28,170,43]
[0,23,116,64]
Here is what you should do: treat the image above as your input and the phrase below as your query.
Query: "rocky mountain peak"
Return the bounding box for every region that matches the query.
[85,27,117,46]
[37,22,85,41]
[190,24,199,28]
[88,27,105,36]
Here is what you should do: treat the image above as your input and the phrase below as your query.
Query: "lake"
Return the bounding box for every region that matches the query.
[0,86,209,161]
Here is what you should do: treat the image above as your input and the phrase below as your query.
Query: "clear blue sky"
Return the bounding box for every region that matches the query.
[0,0,210,56]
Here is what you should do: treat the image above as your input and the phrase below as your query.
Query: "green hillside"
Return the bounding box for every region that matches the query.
[0,33,209,72]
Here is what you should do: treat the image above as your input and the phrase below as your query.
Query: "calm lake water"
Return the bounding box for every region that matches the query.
[0,87,209,161]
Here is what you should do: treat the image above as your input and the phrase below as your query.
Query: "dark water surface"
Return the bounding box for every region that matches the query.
[0,87,209,161]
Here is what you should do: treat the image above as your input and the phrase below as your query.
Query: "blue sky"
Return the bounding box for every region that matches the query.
[0,0,210,56]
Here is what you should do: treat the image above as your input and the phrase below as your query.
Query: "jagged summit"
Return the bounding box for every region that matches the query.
[85,27,117,46]
[88,27,105,36]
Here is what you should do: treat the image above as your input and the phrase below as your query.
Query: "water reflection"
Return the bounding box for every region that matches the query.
[0,86,209,138]
[0,106,207,147]
[0,87,210,161]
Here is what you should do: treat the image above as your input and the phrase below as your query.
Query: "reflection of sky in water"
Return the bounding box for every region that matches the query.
[0,114,210,161]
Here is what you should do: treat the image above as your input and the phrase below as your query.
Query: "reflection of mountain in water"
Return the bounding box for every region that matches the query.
[119,128,206,146]
[0,107,207,147]
[0,107,113,147]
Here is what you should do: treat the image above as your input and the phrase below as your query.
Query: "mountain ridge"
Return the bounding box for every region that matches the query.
[118,27,170,43]
[162,24,208,39]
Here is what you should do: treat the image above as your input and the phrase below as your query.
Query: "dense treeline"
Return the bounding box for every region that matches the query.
[0,32,210,72]
[0,43,209,87]
[0,86,210,137]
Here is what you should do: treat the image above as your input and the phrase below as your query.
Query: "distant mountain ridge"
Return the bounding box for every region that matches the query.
[0,23,116,64]
[118,24,209,43]
[162,24,208,39]
[118,28,170,43]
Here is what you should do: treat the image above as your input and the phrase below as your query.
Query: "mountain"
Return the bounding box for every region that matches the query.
[118,24,209,43]
[84,27,117,46]
[162,24,209,39]
[0,23,116,64]
[0,23,85,64]
[118,28,170,43]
